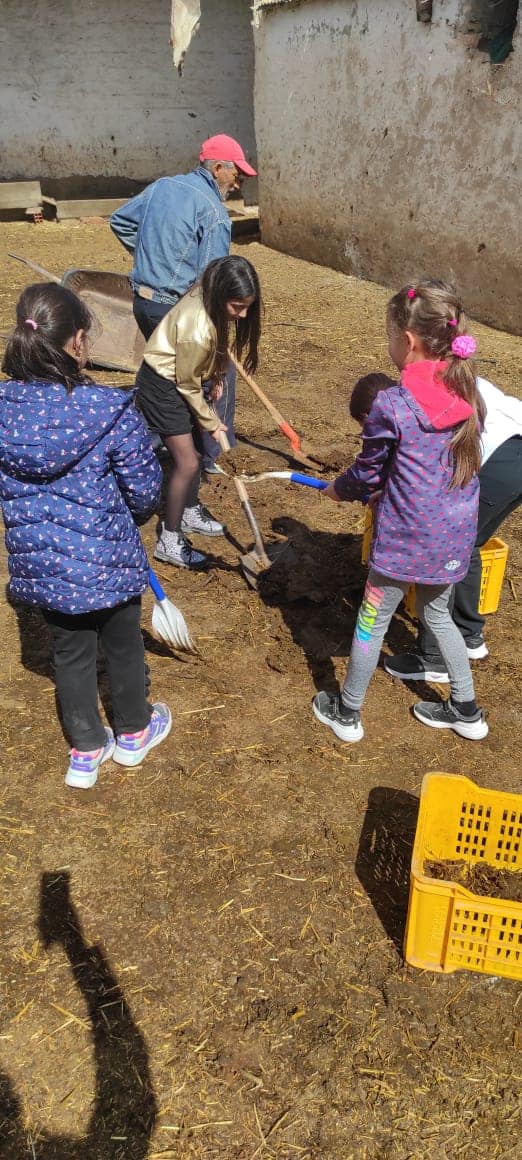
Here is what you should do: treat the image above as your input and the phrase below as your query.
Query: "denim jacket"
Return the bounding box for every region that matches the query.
[110,167,231,304]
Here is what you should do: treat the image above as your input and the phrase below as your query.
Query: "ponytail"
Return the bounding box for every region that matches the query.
[2,282,93,393]
[387,279,485,488]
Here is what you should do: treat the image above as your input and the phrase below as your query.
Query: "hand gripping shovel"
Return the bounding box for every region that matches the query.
[148,567,196,653]
[229,353,325,471]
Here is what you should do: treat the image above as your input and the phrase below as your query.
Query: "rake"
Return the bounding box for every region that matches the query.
[148,568,196,653]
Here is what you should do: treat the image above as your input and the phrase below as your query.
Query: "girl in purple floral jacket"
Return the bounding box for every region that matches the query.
[313,279,489,743]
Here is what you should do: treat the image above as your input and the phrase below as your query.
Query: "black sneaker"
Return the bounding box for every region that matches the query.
[465,634,489,659]
[384,653,449,684]
[413,698,488,740]
[312,691,364,742]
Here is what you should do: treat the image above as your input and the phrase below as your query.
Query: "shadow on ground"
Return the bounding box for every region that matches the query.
[0,872,157,1159]
[355,786,420,953]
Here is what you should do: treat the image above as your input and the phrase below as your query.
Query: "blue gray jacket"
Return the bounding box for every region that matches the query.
[110,167,231,304]
[0,378,161,614]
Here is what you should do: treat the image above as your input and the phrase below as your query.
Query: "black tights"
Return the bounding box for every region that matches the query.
[162,432,202,530]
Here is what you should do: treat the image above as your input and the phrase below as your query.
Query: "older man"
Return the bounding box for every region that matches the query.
[110,134,257,472]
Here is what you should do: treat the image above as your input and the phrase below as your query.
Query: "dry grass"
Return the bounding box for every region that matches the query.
[0,221,521,1159]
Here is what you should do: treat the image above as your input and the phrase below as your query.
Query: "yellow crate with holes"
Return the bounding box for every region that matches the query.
[404,773,522,979]
[360,510,508,616]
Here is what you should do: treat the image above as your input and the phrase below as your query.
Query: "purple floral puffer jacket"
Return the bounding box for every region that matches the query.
[334,374,479,585]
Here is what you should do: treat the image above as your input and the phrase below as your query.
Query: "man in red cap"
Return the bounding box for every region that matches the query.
[110,134,257,473]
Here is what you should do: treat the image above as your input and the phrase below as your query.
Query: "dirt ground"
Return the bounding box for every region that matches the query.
[0,222,521,1160]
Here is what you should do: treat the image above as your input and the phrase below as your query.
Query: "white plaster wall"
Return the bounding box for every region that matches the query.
[254,0,522,332]
[0,0,256,191]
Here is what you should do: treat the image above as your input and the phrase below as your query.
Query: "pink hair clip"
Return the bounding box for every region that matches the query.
[24,318,38,330]
[451,335,477,359]
[406,288,416,300]
[448,318,458,326]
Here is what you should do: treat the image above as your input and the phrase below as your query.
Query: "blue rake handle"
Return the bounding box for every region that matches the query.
[288,472,328,490]
[148,567,166,601]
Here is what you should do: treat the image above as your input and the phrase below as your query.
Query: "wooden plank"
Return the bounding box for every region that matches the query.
[0,181,42,210]
[56,197,129,220]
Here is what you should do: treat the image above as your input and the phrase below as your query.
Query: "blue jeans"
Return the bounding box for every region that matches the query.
[133,296,173,341]
[201,361,237,469]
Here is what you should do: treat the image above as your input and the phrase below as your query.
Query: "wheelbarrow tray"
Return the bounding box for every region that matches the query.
[61,268,145,373]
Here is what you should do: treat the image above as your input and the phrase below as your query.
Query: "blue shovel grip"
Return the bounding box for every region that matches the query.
[289,472,328,490]
[148,567,166,602]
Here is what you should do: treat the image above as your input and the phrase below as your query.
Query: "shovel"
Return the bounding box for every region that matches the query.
[148,567,196,653]
[229,352,325,471]
[215,430,273,587]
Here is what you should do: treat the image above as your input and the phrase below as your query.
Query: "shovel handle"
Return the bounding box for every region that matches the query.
[229,352,303,452]
[215,428,231,453]
[233,477,271,569]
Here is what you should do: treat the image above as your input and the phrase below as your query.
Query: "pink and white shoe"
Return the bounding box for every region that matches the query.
[65,727,115,789]
[113,703,172,767]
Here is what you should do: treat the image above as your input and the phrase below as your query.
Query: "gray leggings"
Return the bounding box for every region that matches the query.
[341,569,476,710]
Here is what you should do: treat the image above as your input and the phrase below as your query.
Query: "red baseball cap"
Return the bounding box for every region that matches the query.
[199,134,257,177]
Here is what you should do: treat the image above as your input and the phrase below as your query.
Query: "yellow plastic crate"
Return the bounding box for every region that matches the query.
[361,511,508,618]
[479,536,508,614]
[404,773,522,979]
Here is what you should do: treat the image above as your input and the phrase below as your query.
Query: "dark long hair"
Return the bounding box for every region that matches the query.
[201,256,262,376]
[387,279,485,488]
[2,282,93,392]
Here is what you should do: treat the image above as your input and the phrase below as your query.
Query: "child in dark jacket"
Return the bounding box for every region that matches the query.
[313,279,489,743]
[0,283,171,788]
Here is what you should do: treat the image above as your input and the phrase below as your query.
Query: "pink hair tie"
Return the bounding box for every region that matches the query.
[406,288,416,300]
[448,318,458,326]
[451,334,477,359]
[24,318,38,330]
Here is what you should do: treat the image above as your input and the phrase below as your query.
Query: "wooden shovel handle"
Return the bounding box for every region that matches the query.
[216,428,231,453]
[229,352,302,451]
[233,477,271,568]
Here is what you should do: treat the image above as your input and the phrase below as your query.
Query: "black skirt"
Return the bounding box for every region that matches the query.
[135,360,195,437]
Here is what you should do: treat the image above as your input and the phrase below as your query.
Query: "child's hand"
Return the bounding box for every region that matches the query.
[368,490,383,510]
[208,380,224,402]
[324,481,343,502]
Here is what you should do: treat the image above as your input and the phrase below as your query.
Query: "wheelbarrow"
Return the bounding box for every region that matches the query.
[8,253,144,373]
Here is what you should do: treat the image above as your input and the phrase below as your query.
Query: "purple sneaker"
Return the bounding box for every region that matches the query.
[65,727,115,789]
[113,703,172,767]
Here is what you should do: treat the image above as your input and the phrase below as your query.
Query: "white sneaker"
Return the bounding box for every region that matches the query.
[181,503,224,537]
[154,527,207,570]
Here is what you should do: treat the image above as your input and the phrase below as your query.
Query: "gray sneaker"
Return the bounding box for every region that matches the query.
[384,653,450,684]
[154,528,207,570]
[413,698,488,740]
[312,691,364,742]
[181,503,225,537]
[465,634,489,659]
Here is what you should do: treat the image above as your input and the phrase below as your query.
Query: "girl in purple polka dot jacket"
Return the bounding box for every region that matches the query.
[0,282,171,788]
[313,279,489,745]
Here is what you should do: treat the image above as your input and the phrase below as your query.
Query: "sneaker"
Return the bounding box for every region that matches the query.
[181,503,225,537]
[154,527,207,570]
[113,703,172,767]
[65,726,115,789]
[312,691,364,742]
[204,462,227,476]
[413,698,488,740]
[384,653,450,684]
[465,634,489,659]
